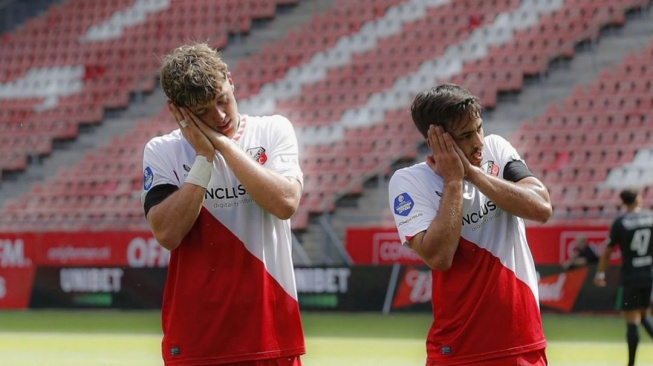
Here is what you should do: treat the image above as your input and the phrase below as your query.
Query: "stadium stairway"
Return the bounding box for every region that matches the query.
[297,4,653,264]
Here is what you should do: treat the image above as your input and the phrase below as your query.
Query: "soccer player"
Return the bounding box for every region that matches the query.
[594,188,653,366]
[141,43,305,366]
[388,84,552,365]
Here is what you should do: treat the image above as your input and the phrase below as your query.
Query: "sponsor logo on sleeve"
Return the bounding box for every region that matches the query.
[143,167,154,190]
[394,193,414,216]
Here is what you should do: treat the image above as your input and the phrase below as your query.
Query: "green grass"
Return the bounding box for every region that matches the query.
[1,311,653,365]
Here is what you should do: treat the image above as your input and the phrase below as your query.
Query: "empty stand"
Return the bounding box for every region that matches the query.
[1,0,653,236]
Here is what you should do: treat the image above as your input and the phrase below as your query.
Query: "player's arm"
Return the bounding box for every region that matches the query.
[448,134,551,223]
[212,140,301,219]
[409,125,465,271]
[146,102,217,250]
[146,181,208,250]
[465,165,551,224]
[595,226,618,286]
[409,179,464,271]
[181,108,301,219]
[594,242,613,287]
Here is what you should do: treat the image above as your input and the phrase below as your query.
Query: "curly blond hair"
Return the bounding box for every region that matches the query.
[160,43,228,108]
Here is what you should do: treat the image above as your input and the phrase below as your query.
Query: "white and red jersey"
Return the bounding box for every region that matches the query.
[142,115,305,365]
[388,134,545,365]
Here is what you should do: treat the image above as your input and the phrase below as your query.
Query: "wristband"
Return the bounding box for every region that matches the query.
[185,156,212,189]
[595,272,605,280]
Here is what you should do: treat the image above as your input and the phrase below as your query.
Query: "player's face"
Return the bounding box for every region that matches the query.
[449,117,484,167]
[190,75,239,138]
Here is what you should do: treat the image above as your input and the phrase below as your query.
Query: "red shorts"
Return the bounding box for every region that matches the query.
[221,356,302,366]
[427,349,547,366]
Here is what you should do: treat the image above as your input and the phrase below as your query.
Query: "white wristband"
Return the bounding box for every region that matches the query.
[595,272,605,280]
[185,156,212,189]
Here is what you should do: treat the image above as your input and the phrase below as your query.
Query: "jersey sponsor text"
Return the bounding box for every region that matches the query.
[205,185,247,200]
[462,201,497,226]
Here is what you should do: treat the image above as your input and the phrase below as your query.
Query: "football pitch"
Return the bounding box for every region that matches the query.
[1,311,653,366]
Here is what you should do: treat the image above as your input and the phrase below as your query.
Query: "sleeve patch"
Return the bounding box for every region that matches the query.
[394,193,414,216]
[143,166,154,190]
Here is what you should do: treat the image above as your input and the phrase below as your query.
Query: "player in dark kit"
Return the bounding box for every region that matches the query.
[594,188,653,366]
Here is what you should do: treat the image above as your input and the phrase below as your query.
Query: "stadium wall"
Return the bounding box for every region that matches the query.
[0,229,622,313]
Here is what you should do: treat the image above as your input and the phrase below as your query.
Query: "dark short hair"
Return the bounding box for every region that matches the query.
[619,188,639,205]
[410,83,482,138]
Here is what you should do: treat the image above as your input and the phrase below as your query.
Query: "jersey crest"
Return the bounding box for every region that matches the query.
[483,160,500,177]
[247,146,268,164]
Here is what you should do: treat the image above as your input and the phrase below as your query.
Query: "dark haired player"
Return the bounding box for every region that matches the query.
[595,188,653,366]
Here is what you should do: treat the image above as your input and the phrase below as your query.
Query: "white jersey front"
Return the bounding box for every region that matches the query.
[388,134,545,365]
[142,114,305,365]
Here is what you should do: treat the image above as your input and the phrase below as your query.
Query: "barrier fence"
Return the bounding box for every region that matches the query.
[0,227,622,312]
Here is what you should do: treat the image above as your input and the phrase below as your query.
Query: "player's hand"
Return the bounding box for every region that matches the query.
[593,272,606,287]
[168,101,214,160]
[425,125,464,183]
[451,139,477,180]
[192,116,232,153]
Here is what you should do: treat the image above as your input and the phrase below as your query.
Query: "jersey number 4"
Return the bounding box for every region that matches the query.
[630,228,652,267]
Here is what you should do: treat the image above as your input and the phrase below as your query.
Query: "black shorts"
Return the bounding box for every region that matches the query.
[616,283,653,311]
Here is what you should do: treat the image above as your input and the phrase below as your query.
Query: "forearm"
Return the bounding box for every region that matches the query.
[596,248,612,274]
[147,184,206,250]
[417,181,463,271]
[467,168,551,223]
[594,247,612,285]
[219,142,300,219]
